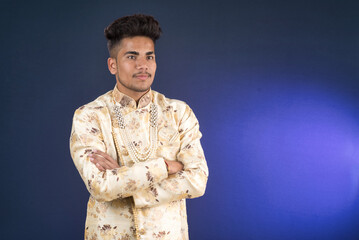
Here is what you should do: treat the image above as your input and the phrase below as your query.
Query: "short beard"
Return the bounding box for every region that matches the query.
[116,73,152,93]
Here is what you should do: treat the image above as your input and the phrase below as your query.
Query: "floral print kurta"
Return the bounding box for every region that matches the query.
[70,85,209,240]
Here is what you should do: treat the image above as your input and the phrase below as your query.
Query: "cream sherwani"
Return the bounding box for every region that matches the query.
[70,86,209,240]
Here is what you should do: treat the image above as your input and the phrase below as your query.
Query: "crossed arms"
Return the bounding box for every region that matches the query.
[89,149,184,175]
[70,104,208,208]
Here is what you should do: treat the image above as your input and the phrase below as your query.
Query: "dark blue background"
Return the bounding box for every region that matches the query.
[1,1,358,239]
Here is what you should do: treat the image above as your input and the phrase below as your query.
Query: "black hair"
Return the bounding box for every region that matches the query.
[104,14,162,57]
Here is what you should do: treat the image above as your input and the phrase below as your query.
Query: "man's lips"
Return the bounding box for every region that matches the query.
[134,73,150,80]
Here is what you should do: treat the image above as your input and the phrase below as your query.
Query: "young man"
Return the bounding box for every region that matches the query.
[70,14,208,240]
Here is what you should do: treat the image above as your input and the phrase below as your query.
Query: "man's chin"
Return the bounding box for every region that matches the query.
[131,86,151,93]
[131,82,152,93]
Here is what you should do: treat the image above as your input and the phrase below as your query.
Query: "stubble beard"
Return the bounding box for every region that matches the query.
[116,73,152,93]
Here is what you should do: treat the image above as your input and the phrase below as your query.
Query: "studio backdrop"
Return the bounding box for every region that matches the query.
[1,1,358,239]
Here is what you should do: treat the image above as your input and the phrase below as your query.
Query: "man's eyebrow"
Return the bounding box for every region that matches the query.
[124,51,154,55]
[124,51,139,55]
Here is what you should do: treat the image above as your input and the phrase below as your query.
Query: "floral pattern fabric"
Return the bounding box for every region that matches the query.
[70,85,209,240]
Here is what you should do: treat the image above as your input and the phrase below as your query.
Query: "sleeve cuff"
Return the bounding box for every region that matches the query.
[145,157,168,183]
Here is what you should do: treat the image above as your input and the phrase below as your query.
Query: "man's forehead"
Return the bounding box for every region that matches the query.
[118,36,155,52]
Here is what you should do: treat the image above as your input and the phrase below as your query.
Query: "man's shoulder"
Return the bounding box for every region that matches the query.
[73,90,113,116]
[152,90,189,111]
[152,90,199,125]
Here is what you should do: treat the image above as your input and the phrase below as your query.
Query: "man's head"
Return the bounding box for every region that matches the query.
[105,14,162,101]
[105,14,162,58]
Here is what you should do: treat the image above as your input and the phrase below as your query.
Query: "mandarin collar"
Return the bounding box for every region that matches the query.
[112,85,152,109]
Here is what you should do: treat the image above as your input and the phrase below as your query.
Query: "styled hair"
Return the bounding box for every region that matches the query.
[104,14,162,57]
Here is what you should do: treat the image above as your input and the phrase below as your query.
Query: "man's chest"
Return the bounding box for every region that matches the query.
[109,106,181,166]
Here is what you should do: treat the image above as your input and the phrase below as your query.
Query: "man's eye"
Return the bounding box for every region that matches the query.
[128,55,136,59]
[147,56,154,60]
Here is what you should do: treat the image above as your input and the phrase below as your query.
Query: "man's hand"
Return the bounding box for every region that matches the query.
[89,150,120,172]
[164,159,184,175]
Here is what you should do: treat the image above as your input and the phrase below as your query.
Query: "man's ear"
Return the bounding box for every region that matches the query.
[107,58,117,75]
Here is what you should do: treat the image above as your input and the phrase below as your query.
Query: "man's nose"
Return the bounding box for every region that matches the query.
[136,58,148,70]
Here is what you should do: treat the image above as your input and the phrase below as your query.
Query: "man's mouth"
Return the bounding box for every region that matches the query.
[134,73,150,80]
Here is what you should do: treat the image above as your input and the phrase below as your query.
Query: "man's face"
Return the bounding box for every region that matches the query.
[108,36,156,99]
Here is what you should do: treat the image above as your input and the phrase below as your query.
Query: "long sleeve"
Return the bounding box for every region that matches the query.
[70,107,168,202]
[133,106,209,208]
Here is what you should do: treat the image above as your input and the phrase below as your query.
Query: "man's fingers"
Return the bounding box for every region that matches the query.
[95,163,106,172]
[89,150,119,170]
[96,154,118,169]
[89,154,112,170]
[93,150,119,167]
[93,150,114,162]
[91,157,111,170]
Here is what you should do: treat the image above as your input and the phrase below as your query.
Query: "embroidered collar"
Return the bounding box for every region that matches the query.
[112,85,152,109]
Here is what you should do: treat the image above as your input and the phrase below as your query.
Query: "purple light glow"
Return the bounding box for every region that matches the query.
[240,85,359,216]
